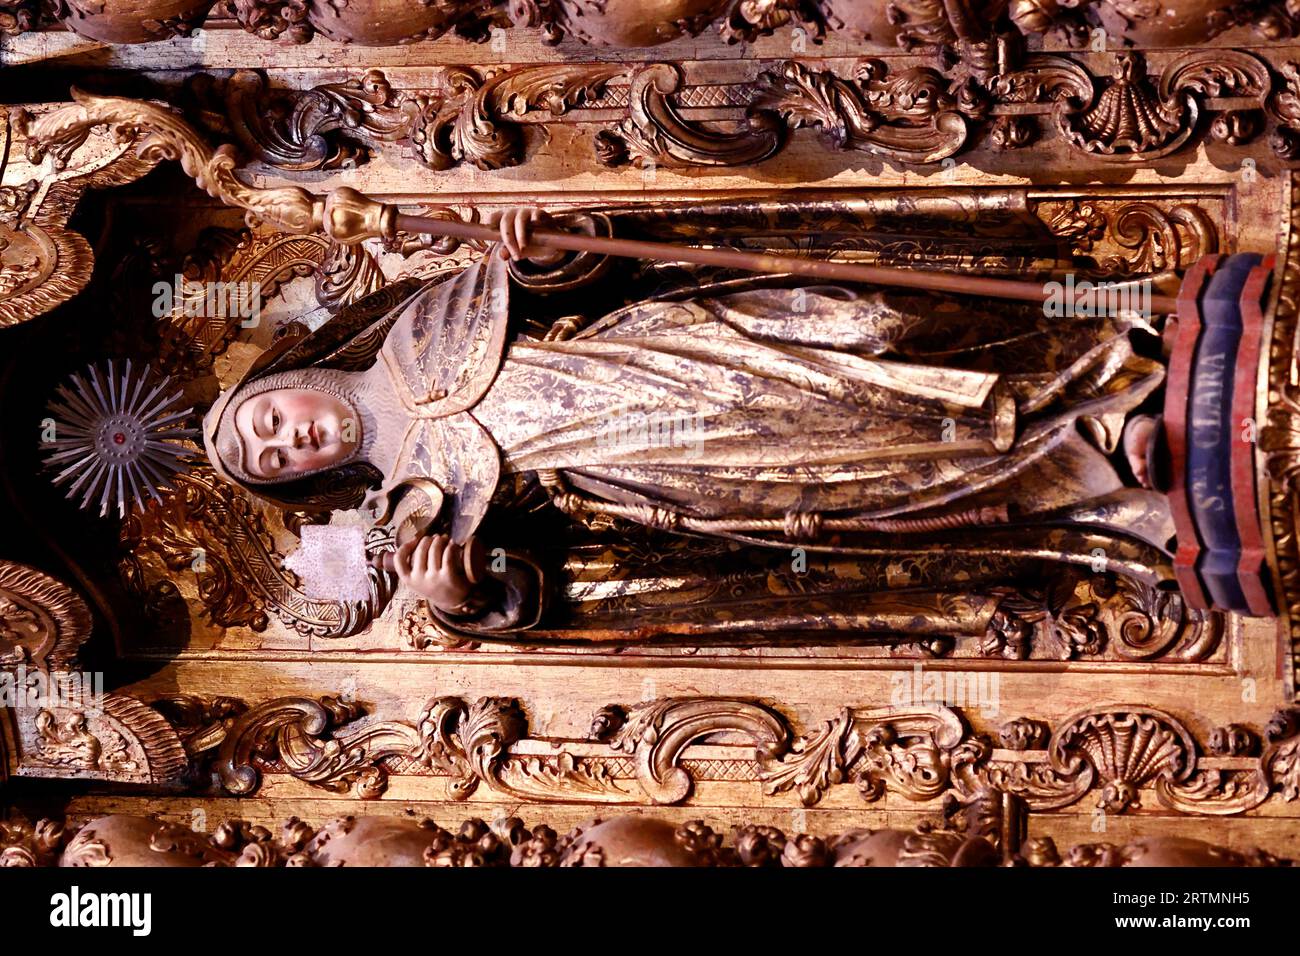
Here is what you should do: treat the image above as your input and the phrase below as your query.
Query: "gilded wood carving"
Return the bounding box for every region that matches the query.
[7,0,1300,872]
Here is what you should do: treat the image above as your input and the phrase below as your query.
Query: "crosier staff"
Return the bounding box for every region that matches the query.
[320,187,1178,315]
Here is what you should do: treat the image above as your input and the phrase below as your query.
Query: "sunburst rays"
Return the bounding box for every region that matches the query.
[43,359,198,518]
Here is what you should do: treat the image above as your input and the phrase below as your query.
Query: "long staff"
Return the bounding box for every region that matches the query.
[393,211,1178,314]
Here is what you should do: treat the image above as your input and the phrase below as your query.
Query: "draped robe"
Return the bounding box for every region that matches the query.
[370,251,1169,552]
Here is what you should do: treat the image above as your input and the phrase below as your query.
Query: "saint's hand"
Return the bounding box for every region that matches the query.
[392,533,483,613]
[489,206,566,266]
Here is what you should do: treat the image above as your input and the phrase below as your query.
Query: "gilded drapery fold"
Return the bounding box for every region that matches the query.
[370,267,1165,548]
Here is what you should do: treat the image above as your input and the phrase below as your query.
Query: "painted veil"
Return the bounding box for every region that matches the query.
[202,278,427,513]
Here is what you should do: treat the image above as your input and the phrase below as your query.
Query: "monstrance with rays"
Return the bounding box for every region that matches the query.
[42,359,198,518]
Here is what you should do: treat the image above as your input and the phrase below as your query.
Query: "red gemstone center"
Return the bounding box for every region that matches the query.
[113,432,126,445]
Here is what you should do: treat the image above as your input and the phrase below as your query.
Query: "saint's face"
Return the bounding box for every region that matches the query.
[233,387,359,480]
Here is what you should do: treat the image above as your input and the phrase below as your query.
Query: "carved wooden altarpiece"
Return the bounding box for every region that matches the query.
[5,0,1300,869]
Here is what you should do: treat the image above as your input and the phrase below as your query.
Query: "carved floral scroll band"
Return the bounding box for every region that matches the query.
[0,557,1292,818]
[163,689,1300,820]
[181,49,1291,178]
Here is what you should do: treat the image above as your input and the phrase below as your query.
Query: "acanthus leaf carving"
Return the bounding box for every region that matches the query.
[1034,197,1220,281]
[752,58,981,164]
[216,695,416,798]
[758,703,965,806]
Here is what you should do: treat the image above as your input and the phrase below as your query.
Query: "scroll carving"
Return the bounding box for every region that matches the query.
[216,695,413,797]
[1043,569,1221,661]
[221,69,409,172]
[1,562,189,784]
[757,704,965,806]
[595,63,784,168]
[603,697,789,803]
[132,45,1299,184]
[15,50,1296,256]
[416,696,630,802]
[753,59,984,165]
[146,689,1300,821]
[1034,198,1220,278]
[210,65,627,174]
[120,467,392,638]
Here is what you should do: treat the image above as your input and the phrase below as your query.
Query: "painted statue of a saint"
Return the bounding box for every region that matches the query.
[201,205,1173,646]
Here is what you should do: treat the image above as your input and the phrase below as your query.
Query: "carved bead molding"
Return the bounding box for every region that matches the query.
[148,691,1300,821]
[0,562,188,784]
[0,804,1290,867]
